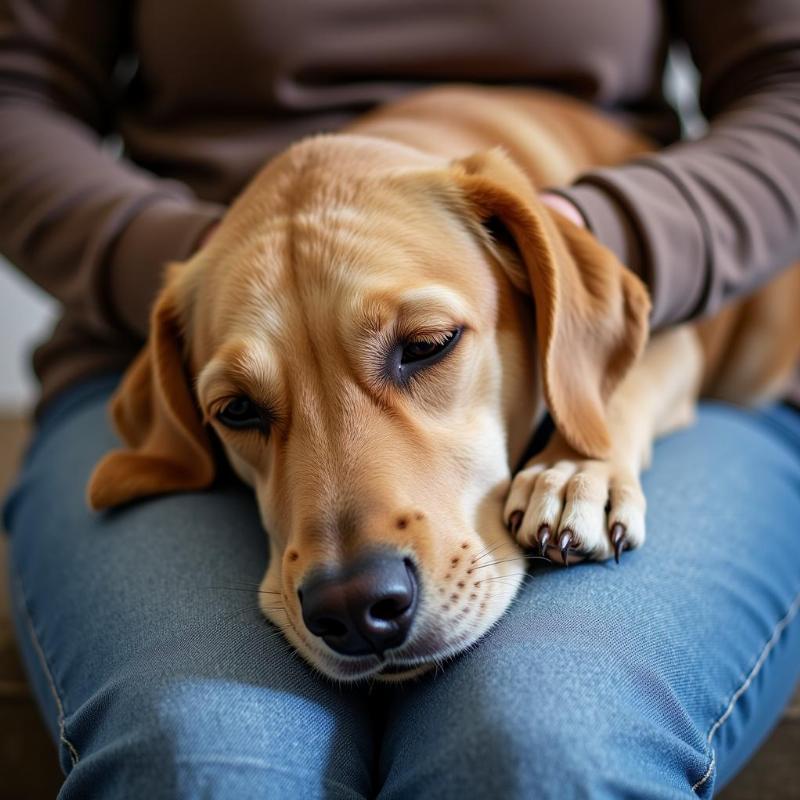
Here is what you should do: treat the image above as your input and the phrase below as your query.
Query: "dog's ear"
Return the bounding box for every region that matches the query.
[87,274,215,510]
[452,149,651,458]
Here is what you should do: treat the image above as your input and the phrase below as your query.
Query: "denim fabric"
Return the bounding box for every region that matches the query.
[3,374,799,799]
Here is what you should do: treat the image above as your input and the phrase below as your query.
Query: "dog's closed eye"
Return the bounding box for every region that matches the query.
[401,328,461,364]
[389,327,463,385]
[217,396,271,433]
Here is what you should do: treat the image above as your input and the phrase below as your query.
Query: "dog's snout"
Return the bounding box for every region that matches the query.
[299,555,418,656]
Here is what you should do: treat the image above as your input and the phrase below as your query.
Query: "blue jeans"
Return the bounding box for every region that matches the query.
[3,374,800,799]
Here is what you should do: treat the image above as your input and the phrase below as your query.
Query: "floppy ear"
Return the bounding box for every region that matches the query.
[453,149,651,458]
[87,277,215,510]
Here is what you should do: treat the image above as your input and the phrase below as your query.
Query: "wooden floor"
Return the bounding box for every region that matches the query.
[0,415,797,797]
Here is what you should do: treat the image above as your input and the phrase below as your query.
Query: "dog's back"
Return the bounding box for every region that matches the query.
[695,264,800,404]
[351,84,800,407]
[347,85,651,186]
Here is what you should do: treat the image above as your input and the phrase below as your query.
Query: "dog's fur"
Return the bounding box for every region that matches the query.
[88,86,800,682]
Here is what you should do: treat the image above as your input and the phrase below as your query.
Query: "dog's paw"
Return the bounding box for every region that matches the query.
[503,444,645,565]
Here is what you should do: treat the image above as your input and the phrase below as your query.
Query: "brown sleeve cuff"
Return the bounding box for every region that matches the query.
[554,167,708,330]
[108,198,225,338]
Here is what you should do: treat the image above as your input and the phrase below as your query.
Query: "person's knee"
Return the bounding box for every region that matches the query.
[390,698,703,799]
[418,697,620,797]
[381,642,710,799]
[60,678,357,800]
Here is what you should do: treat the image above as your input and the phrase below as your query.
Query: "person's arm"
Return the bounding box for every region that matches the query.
[553,0,800,329]
[0,1,224,340]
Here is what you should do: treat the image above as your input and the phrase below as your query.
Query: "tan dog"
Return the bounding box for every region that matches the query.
[87,87,800,682]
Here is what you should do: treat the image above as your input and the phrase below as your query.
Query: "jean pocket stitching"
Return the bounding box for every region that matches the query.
[12,573,80,767]
[691,589,800,794]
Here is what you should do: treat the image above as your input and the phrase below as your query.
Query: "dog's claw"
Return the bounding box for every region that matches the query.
[508,510,524,536]
[611,523,627,564]
[558,530,574,566]
[537,525,551,557]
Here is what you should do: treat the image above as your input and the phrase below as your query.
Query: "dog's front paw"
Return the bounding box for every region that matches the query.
[503,443,645,565]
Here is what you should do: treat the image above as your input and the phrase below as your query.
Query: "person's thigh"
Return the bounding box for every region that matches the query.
[376,403,800,799]
[3,376,374,800]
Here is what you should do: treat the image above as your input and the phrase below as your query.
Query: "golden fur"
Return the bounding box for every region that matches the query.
[87,86,800,682]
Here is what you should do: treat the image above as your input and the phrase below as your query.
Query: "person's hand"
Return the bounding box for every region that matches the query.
[539,192,585,229]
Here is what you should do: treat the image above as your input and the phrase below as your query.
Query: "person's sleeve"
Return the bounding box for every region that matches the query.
[555,0,800,329]
[0,1,225,339]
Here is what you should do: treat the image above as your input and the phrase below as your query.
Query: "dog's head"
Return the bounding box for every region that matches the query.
[88,136,648,681]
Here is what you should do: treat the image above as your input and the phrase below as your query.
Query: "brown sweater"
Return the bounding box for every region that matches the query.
[1,0,799,410]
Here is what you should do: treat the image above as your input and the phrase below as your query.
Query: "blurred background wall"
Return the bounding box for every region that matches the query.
[0,257,56,411]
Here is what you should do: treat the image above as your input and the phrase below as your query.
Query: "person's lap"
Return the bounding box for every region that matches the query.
[376,402,800,798]
[3,376,375,799]
[4,375,800,799]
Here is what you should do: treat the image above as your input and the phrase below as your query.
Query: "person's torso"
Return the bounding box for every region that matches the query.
[118,0,679,202]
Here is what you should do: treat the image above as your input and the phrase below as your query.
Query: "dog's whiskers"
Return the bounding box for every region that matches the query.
[209,586,283,598]
[205,580,281,593]
[216,602,286,625]
[471,540,511,563]
[474,572,528,584]
[471,553,550,570]
[470,541,501,562]
[212,577,281,590]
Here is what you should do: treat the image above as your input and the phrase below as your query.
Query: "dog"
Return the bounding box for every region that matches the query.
[87,86,800,682]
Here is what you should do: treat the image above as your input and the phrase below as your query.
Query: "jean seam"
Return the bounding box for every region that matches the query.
[691,589,800,794]
[12,573,80,767]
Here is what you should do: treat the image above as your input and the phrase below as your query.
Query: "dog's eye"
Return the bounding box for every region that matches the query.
[217,396,267,431]
[400,328,461,367]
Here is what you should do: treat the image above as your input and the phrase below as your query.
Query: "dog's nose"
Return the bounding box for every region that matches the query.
[298,554,418,656]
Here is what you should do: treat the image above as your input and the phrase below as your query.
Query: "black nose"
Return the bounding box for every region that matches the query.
[298,554,418,656]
